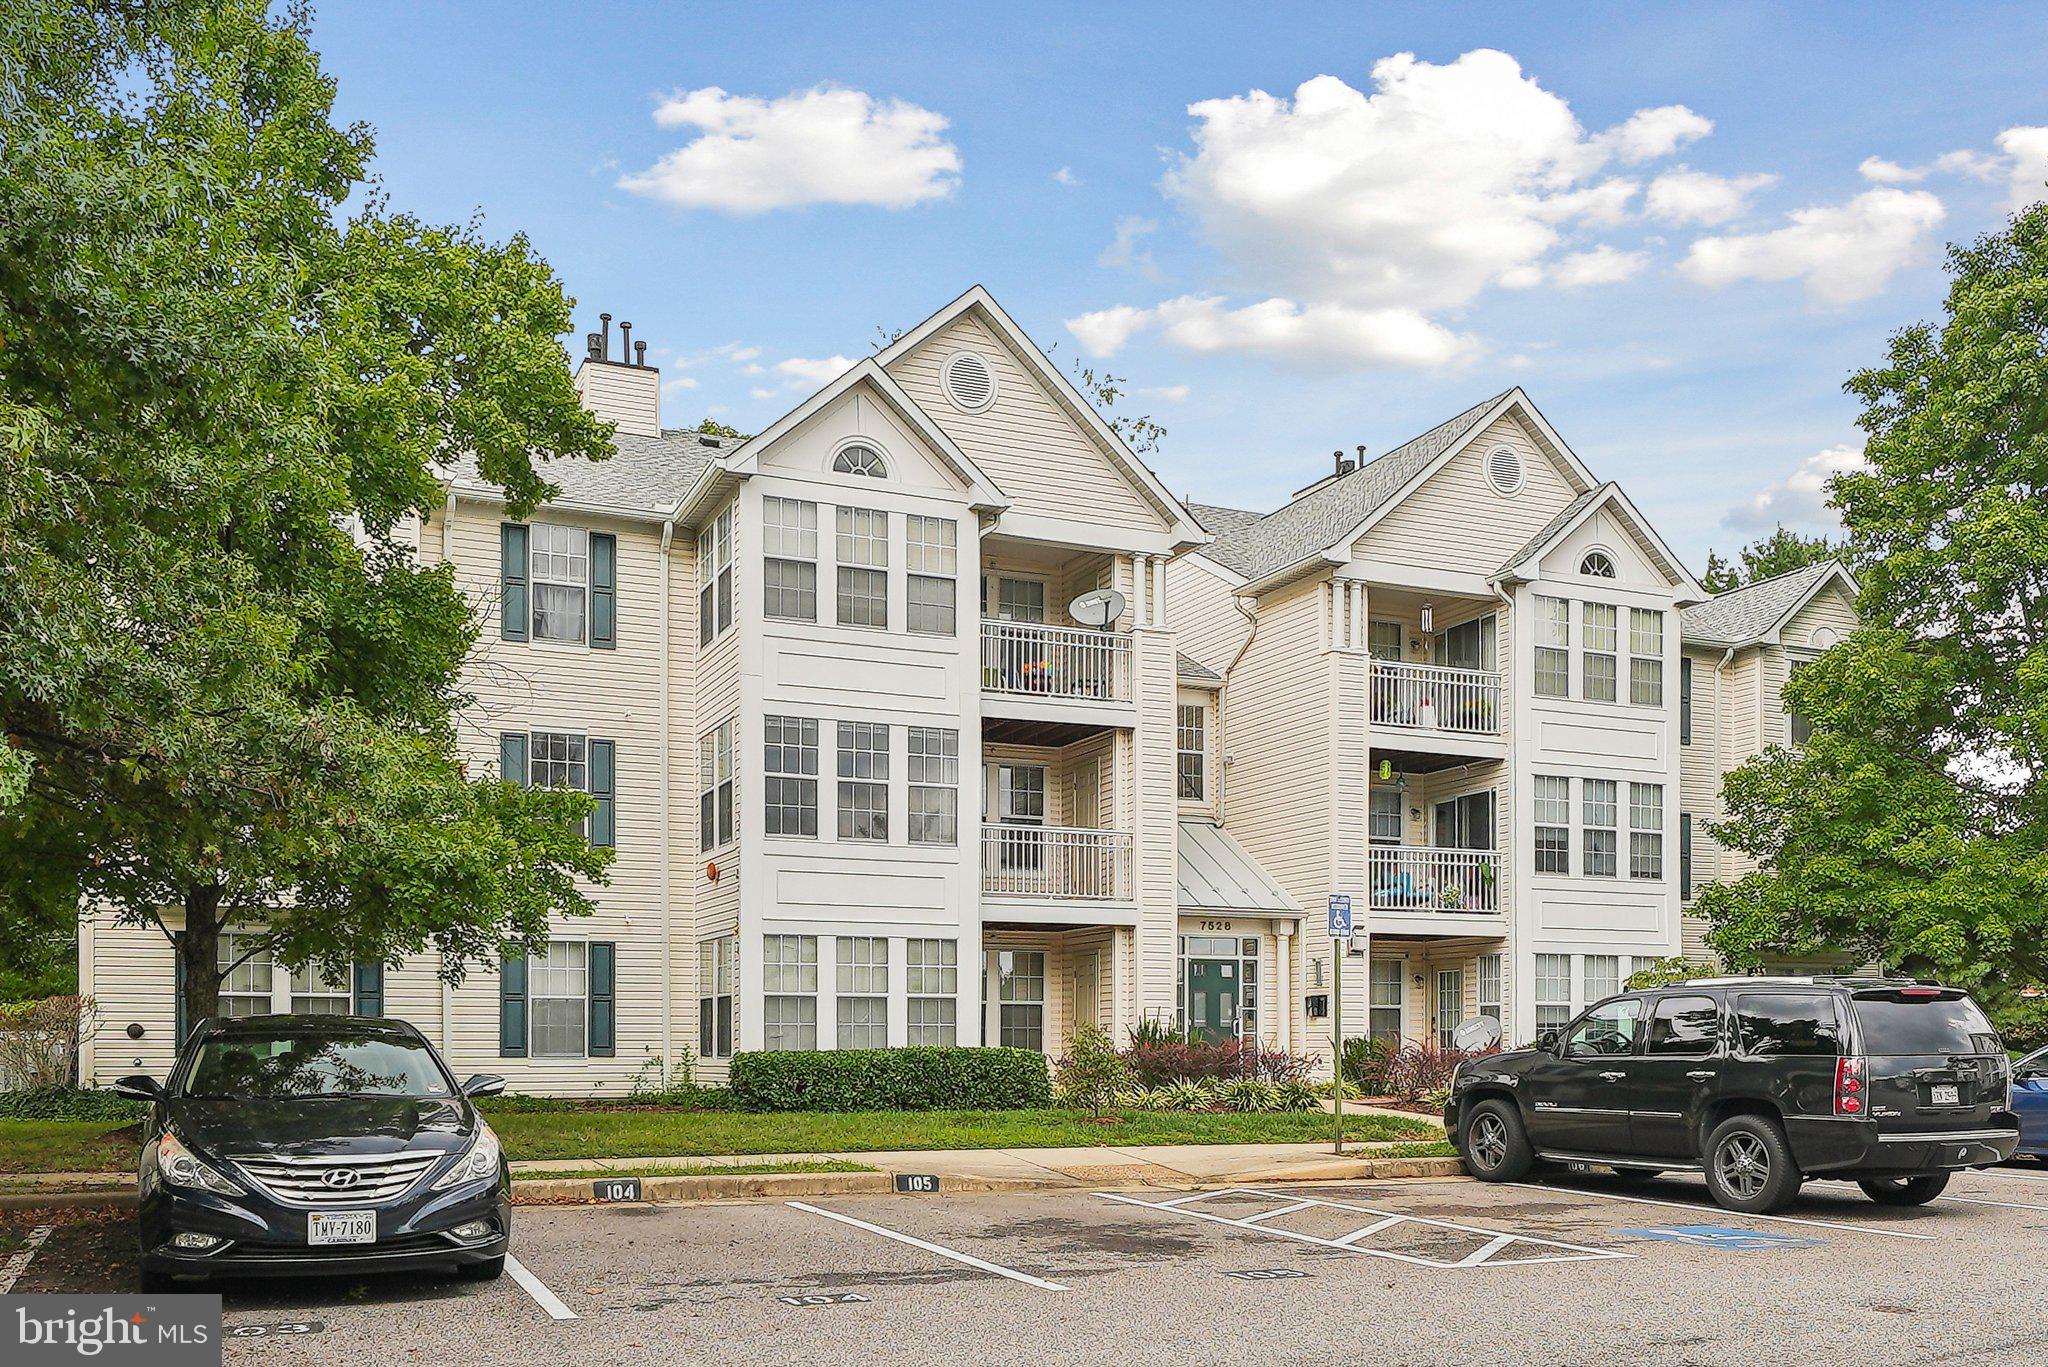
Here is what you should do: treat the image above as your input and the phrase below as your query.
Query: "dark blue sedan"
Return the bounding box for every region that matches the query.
[2014,1047,2048,1161]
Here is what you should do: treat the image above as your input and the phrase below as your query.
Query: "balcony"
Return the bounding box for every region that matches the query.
[1367,845,1504,936]
[980,621,1134,743]
[1368,659,1505,765]
[980,824,1134,911]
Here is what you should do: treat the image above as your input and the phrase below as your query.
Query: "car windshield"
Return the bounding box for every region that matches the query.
[181,1030,452,1100]
[1851,994,2001,1057]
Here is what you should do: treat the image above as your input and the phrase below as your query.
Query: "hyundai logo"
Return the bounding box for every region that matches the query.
[321,1167,363,1189]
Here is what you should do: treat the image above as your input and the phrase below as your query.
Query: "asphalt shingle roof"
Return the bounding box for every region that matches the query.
[1680,561,1840,645]
[444,429,726,513]
[1194,390,1513,581]
[1176,653,1222,682]
[1495,487,1605,576]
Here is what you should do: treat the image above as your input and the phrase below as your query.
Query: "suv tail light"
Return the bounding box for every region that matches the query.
[1835,1056,1867,1116]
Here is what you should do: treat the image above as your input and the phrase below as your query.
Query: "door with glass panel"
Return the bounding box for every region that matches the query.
[983,575,1050,693]
[987,764,1047,891]
[1429,790,1497,910]
[1433,969,1465,1047]
[991,950,1046,1052]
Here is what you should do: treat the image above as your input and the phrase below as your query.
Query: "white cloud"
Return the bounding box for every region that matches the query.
[1855,131,2048,206]
[1644,167,1777,225]
[748,387,778,400]
[660,376,700,399]
[1726,443,1869,530]
[619,85,961,213]
[1068,295,1477,370]
[1679,188,1945,305]
[1098,216,1161,278]
[1137,384,1191,401]
[773,355,856,390]
[1996,125,2048,207]
[1858,155,1925,184]
[1161,50,1710,316]
[1052,166,1080,186]
[1549,245,1648,288]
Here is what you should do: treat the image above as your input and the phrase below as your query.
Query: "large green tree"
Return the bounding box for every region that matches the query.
[1701,204,2048,999]
[1700,525,1837,594]
[0,2,615,1022]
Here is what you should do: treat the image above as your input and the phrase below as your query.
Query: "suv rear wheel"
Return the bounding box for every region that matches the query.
[1703,1114,1802,1214]
[1858,1173,1949,1206]
[1460,1099,1535,1182]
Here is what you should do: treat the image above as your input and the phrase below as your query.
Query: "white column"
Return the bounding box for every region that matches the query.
[1151,555,1168,628]
[1274,922,1294,1052]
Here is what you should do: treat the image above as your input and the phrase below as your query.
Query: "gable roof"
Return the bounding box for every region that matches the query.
[1494,488,1604,576]
[1176,652,1223,683]
[442,429,723,521]
[1186,502,1267,577]
[1492,482,1705,601]
[874,286,1207,547]
[1681,560,1858,647]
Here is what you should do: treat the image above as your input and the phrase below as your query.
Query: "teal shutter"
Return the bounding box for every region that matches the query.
[500,732,529,786]
[588,739,616,848]
[590,532,616,650]
[1680,657,1693,745]
[588,941,616,1057]
[353,961,384,1017]
[173,934,188,1045]
[501,523,530,642]
[499,951,528,1057]
[1680,813,1694,901]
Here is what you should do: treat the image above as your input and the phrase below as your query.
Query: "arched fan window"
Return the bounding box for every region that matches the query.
[1580,550,1617,579]
[832,444,887,478]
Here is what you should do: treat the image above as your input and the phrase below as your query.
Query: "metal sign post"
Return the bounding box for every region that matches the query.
[1327,894,1352,1155]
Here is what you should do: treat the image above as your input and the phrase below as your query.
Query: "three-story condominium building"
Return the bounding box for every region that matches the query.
[77,294,1857,1093]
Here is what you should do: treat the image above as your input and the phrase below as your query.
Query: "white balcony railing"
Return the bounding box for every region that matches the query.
[980,621,1131,703]
[1368,660,1503,736]
[1368,845,1501,913]
[981,824,1133,901]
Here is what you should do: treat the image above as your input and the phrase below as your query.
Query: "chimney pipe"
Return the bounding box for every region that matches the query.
[599,313,612,361]
[1356,444,1368,464]
[1333,450,1345,474]
[634,340,647,368]
[618,320,632,364]
[586,332,602,360]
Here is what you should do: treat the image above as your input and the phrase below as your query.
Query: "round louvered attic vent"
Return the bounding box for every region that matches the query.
[1485,445,1524,496]
[941,351,997,413]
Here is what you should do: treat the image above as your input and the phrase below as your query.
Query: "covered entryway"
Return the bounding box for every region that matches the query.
[1177,817,1302,1050]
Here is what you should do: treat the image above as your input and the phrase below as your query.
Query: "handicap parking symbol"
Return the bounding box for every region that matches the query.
[1615,1224,1824,1251]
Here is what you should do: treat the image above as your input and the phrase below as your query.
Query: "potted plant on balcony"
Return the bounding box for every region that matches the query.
[1416,693,1438,730]
[1439,883,1464,910]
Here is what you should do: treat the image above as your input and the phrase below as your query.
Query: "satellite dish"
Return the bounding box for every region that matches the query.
[1068,589,1127,629]
[1453,1016,1502,1051]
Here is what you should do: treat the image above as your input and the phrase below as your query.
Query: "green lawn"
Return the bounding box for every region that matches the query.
[0,1120,138,1174]
[515,1158,875,1180]
[481,1106,1436,1161]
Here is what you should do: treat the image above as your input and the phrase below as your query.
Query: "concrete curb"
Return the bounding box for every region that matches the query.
[1243,1155,1467,1183]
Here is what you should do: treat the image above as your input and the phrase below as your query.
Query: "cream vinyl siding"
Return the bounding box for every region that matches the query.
[888,314,1166,533]
[1131,629,1184,1022]
[1351,413,1588,573]
[1163,554,1252,675]
[1783,581,1859,650]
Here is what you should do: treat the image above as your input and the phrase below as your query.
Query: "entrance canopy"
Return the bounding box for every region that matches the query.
[1178,819,1300,917]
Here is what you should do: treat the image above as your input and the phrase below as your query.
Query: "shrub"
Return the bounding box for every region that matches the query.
[1995,997,2048,1053]
[0,997,99,1089]
[1128,1017,1189,1047]
[627,1052,699,1105]
[1216,1077,1280,1112]
[728,1047,1052,1112]
[1274,1079,1322,1113]
[1121,1037,1318,1088]
[1341,1036,1395,1093]
[1377,1041,1499,1101]
[0,1086,145,1122]
[1054,1024,1133,1117]
[1153,1078,1216,1111]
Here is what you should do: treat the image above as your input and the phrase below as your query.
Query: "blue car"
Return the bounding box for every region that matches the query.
[2014,1047,2048,1161]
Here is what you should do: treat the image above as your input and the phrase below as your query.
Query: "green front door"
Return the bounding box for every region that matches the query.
[1187,959,1240,1044]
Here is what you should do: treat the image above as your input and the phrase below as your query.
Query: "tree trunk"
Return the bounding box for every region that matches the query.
[178,883,224,1030]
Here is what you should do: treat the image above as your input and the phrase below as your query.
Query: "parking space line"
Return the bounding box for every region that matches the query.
[1097,1188,1632,1269]
[1938,1192,2048,1213]
[505,1253,580,1320]
[1976,1168,2048,1184]
[0,1225,52,1295]
[786,1201,1070,1292]
[1508,1182,1937,1240]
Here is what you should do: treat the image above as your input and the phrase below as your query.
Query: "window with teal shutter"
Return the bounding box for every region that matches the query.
[173,934,188,1045]
[499,951,528,1057]
[353,961,384,1017]
[588,740,616,848]
[590,532,616,649]
[588,941,616,1057]
[501,524,530,642]
[500,732,529,787]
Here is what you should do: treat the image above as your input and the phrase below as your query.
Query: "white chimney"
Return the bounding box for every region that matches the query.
[573,312,662,438]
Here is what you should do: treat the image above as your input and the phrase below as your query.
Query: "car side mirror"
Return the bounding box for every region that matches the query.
[461,1074,506,1098]
[1534,1028,1560,1053]
[113,1074,163,1102]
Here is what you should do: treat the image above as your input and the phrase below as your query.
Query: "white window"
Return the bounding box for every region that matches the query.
[1583,954,1622,1003]
[763,716,819,838]
[530,524,590,644]
[906,515,957,636]
[907,939,959,1045]
[762,934,818,1050]
[762,497,818,622]
[1478,954,1503,1026]
[217,934,276,1018]
[699,719,734,851]
[1580,550,1617,578]
[1533,775,1571,874]
[1369,787,1403,845]
[1368,958,1405,1044]
[1535,953,1573,1034]
[837,721,889,841]
[995,950,1045,1050]
[1176,703,1206,800]
[832,444,887,478]
[289,964,351,1015]
[835,507,888,628]
[698,935,735,1059]
[907,727,958,845]
[529,941,588,1058]
[1367,619,1404,661]
[698,507,734,645]
[992,577,1046,623]
[530,730,586,794]
[1629,608,1664,706]
[1630,782,1665,879]
[1533,596,1569,698]
[836,937,889,1048]
[1583,778,1618,877]
[1582,603,1618,703]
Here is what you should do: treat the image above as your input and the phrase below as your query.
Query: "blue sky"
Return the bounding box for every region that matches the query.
[312,2,2048,569]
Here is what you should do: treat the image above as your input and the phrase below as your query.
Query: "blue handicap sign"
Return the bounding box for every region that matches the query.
[1614,1224,1824,1251]
[1327,894,1352,939]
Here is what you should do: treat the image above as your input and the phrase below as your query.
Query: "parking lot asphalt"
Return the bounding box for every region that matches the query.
[6,1165,2047,1365]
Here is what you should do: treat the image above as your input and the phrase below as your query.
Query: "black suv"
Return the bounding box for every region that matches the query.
[116,1014,511,1290]
[1446,977,2020,1213]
